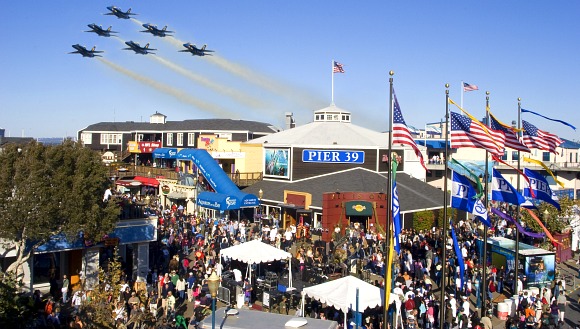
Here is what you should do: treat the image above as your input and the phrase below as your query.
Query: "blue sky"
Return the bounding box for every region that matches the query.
[1,1,578,140]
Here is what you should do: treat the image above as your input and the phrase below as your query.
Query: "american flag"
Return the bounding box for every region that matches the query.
[489,114,530,152]
[333,61,344,73]
[522,120,563,154]
[392,92,428,171]
[450,112,505,156]
[463,82,479,92]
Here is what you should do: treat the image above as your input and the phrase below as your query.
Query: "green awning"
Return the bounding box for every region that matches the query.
[344,201,373,217]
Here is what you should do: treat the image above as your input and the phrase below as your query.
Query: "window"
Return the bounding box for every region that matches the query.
[188,133,196,146]
[501,150,508,161]
[33,253,60,285]
[511,151,519,161]
[167,133,173,146]
[542,152,550,162]
[100,133,122,144]
[177,133,183,146]
[80,132,92,145]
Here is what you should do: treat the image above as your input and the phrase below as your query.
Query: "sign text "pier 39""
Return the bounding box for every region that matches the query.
[302,150,365,164]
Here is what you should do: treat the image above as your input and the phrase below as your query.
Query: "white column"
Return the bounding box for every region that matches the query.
[83,247,100,289]
[136,243,149,283]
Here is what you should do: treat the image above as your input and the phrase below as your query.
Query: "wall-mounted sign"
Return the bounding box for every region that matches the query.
[302,150,364,164]
[264,148,290,178]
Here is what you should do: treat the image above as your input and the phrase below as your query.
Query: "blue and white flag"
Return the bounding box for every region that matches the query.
[523,168,561,210]
[450,221,465,290]
[393,181,401,254]
[452,172,491,227]
[491,169,526,205]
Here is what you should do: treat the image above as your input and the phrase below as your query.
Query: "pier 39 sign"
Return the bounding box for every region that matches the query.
[302,149,365,164]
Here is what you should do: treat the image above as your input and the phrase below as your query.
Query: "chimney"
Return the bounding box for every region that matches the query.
[285,112,295,130]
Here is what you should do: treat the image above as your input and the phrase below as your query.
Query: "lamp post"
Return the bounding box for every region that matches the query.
[258,188,264,227]
[208,270,220,329]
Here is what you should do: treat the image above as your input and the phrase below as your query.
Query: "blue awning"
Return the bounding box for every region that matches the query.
[153,148,178,159]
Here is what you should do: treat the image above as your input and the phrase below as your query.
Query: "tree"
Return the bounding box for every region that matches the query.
[0,272,35,328]
[0,140,119,281]
[520,197,579,235]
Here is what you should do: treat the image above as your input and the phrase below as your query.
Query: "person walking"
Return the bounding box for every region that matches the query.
[61,274,70,303]
[557,290,567,323]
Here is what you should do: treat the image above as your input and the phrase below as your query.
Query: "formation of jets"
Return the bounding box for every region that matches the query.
[71,6,214,58]
[69,44,103,57]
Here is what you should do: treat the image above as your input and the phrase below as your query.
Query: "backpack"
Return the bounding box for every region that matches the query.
[44,301,53,315]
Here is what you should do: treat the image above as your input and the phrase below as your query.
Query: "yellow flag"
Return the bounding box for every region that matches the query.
[523,157,565,188]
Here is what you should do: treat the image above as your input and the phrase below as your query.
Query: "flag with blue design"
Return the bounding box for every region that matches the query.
[393,181,401,254]
[523,168,561,210]
[451,172,491,227]
[491,169,526,205]
[450,222,465,291]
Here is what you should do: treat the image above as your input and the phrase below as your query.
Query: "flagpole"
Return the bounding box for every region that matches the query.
[514,97,522,295]
[460,80,464,109]
[331,60,335,105]
[383,70,394,329]
[481,91,491,318]
[439,83,450,329]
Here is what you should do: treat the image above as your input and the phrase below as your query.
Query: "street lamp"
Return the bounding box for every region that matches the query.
[208,270,220,329]
[258,189,264,227]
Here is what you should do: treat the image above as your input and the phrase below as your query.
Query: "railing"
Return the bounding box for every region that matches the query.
[114,165,263,187]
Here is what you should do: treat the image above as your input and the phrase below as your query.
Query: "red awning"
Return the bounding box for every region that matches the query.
[133,176,159,187]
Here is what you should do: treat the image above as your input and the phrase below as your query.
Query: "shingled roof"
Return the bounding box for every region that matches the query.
[243,167,444,213]
[81,118,280,134]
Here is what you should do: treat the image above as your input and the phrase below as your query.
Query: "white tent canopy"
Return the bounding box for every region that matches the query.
[220,239,293,287]
[302,275,383,314]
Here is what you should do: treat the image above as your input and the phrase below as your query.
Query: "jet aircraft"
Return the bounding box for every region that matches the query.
[105,6,136,19]
[123,41,156,55]
[85,24,117,37]
[69,44,103,58]
[179,43,214,56]
[141,23,174,37]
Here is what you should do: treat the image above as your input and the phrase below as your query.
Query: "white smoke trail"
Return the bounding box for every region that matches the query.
[150,56,269,109]
[97,58,236,118]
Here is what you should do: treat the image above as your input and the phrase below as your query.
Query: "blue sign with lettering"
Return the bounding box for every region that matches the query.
[302,150,365,164]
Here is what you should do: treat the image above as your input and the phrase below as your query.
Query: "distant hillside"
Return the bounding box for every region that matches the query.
[36,137,77,145]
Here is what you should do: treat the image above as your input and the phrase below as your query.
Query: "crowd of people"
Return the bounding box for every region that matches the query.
[27,191,577,329]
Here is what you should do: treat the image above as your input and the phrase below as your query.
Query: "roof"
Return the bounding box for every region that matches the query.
[80,118,280,134]
[245,105,389,147]
[0,137,35,147]
[243,167,444,213]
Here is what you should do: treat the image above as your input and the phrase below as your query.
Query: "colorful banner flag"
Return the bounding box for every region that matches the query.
[333,61,344,73]
[450,158,483,198]
[450,111,505,156]
[523,168,561,210]
[392,90,428,171]
[523,157,565,188]
[522,121,563,154]
[392,181,401,254]
[450,222,465,290]
[463,82,479,92]
[490,208,545,239]
[451,172,491,227]
[521,108,576,131]
[523,208,562,246]
[488,112,530,152]
[491,169,526,205]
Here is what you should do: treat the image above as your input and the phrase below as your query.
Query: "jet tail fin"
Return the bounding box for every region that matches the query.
[163,26,167,31]
[202,45,207,50]
[107,26,112,31]
[91,46,96,52]
[145,43,150,49]
[127,8,132,13]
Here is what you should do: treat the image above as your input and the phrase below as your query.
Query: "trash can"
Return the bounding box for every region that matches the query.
[237,293,245,309]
